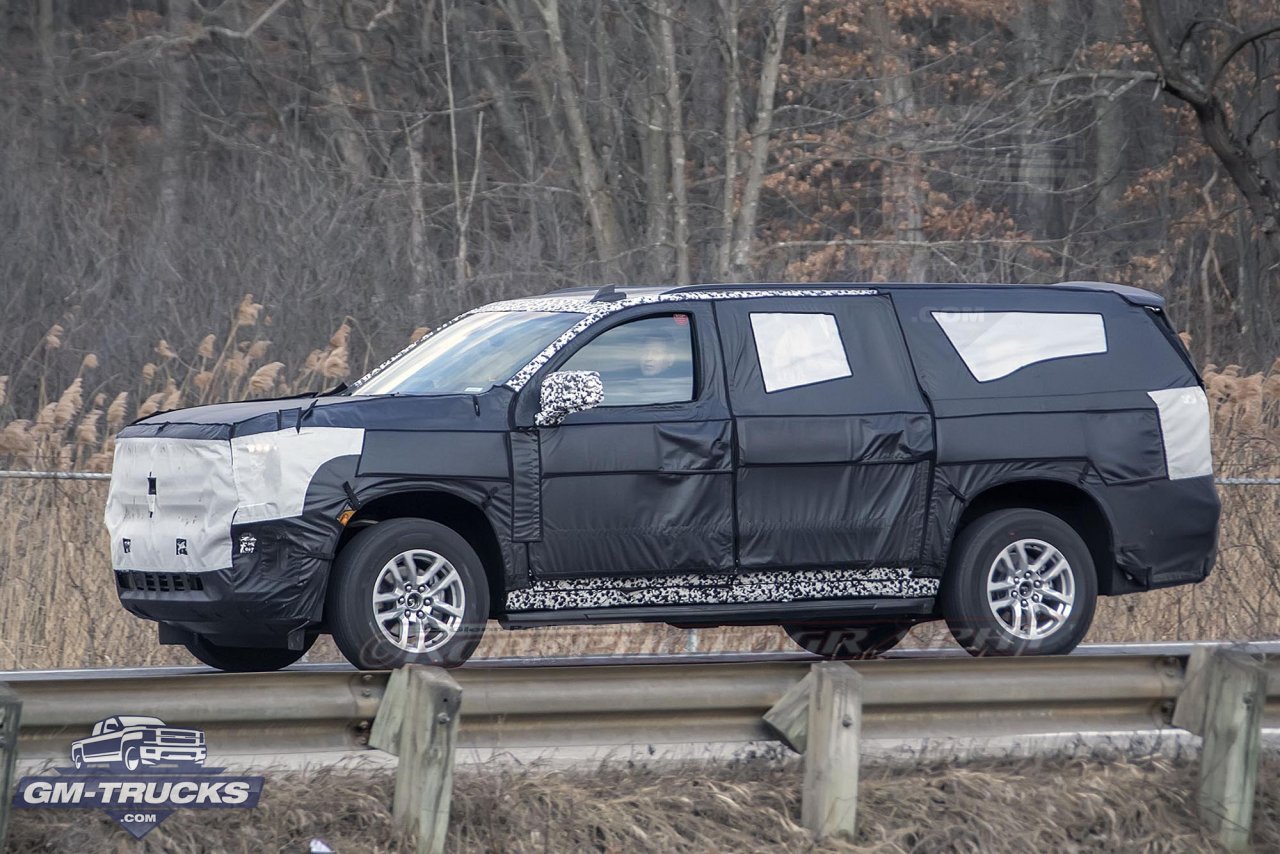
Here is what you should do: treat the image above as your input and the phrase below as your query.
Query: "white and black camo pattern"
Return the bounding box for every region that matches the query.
[497,288,878,391]
[535,370,605,426]
[504,566,939,612]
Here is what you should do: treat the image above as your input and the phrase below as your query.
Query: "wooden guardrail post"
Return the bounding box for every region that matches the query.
[1172,647,1266,853]
[764,662,863,841]
[0,682,21,851]
[369,666,462,854]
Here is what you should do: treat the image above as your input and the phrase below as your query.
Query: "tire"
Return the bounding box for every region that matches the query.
[784,621,912,660]
[942,508,1098,656]
[71,748,84,770]
[122,745,141,772]
[184,633,314,673]
[327,519,490,670]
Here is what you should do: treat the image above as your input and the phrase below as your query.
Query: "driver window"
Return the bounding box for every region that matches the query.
[560,314,694,406]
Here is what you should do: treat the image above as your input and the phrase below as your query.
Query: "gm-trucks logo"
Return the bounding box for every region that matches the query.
[12,715,264,838]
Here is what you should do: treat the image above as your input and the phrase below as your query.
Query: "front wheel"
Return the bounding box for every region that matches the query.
[941,508,1098,656]
[327,519,490,670]
[184,633,314,672]
[784,621,912,659]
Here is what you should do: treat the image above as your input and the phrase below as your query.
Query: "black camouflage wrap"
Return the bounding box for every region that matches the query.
[108,282,1219,646]
[891,286,1218,588]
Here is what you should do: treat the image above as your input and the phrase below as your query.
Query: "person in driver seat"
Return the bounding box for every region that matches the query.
[640,329,680,378]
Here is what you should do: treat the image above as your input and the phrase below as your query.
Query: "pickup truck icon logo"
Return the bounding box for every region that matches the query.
[70,715,207,772]
[14,713,260,840]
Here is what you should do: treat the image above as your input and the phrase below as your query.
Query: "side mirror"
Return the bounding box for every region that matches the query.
[536,370,604,427]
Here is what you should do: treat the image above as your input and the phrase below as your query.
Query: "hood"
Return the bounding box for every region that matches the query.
[118,388,515,441]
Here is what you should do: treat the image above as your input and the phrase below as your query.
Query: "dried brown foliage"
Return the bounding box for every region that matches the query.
[0,297,351,475]
[235,294,263,328]
[42,324,63,350]
[105,392,129,430]
[248,361,285,396]
[197,333,217,360]
[321,346,350,380]
[8,756,1280,853]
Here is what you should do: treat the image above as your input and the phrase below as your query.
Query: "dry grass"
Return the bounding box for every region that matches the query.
[8,754,1279,852]
[1,313,1280,670]
[0,458,1275,672]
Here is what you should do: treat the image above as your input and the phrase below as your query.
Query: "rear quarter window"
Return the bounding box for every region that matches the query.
[892,289,1198,400]
[932,311,1107,382]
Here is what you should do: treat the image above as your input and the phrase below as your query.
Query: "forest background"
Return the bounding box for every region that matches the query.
[5,0,1280,400]
[2,0,1280,666]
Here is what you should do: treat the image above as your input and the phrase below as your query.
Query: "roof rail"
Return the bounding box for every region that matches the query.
[662,282,877,295]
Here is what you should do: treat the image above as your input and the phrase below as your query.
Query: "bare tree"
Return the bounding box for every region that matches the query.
[1091,0,1126,226]
[866,1,926,282]
[1014,0,1069,241]
[155,0,191,267]
[715,0,743,280]
[1140,0,1280,360]
[531,0,625,280]
[10,0,1280,422]
[729,0,792,279]
[655,0,692,284]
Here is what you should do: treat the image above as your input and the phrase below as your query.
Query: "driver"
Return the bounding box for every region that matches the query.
[639,330,680,377]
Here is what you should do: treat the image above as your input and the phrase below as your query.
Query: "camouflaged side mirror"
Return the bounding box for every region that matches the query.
[536,370,604,427]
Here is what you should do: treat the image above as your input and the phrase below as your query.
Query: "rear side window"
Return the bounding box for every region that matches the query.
[749,313,853,392]
[932,311,1106,382]
[718,295,927,417]
[560,314,694,406]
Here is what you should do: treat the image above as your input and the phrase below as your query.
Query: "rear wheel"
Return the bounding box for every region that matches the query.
[942,508,1097,656]
[327,519,489,670]
[184,633,314,672]
[784,621,912,659]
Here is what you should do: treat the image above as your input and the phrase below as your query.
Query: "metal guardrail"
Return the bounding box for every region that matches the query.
[3,642,1278,765]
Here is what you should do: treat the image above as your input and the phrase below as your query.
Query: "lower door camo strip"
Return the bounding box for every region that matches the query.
[504,567,939,612]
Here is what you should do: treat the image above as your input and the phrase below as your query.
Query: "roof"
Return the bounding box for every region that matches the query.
[543,281,1165,308]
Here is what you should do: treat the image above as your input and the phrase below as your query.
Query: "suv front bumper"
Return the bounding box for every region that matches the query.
[115,519,339,647]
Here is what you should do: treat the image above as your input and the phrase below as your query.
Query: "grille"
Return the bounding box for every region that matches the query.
[116,571,206,593]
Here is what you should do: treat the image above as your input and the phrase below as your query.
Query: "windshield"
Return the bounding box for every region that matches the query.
[351,310,584,396]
